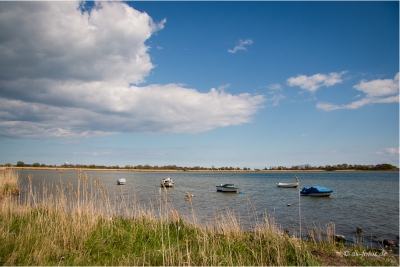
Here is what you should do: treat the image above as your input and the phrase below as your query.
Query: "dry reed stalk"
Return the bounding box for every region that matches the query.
[245,195,261,230]
[326,221,336,245]
[294,175,301,237]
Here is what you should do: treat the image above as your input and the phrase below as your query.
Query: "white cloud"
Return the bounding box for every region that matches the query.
[0,80,265,138]
[0,2,265,138]
[268,83,282,90]
[0,1,165,85]
[286,71,347,93]
[317,72,399,111]
[353,72,399,97]
[315,102,341,111]
[263,83,285,106]
[376,148,399,164]
[228,39,253,54]
[73,151,118,157]
[267,93,286,106]
[376,147,400,156]
[217,84,231,92]
[386,148,400,155]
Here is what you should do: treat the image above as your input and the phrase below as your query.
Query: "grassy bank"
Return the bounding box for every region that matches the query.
[0,170,397,266]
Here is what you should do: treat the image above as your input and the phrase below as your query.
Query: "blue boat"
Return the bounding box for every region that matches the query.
[300,186,333,197]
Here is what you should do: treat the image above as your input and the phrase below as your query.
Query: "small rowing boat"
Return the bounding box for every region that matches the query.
[276,182,298,188]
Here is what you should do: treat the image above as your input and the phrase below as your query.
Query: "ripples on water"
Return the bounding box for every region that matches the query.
[18,170,399,249]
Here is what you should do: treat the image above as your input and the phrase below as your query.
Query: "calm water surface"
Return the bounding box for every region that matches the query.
[18,170,399,248]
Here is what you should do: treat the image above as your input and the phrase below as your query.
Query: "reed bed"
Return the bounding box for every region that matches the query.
[0,170,397,266]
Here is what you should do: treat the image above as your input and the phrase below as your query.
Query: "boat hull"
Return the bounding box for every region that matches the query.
[300,192,331,197]
[117,178,126,185]
[216,187,238,192]
[161,178,174,187]
[216,184,239,193]
[161,182,174,187]
[300,186,333,197]
[276,183,298,188]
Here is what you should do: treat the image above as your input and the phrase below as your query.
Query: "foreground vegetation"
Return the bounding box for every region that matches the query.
[0,170,398,266]
[0,170,19,197]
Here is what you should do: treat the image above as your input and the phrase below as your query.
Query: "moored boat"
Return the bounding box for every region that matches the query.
[276,175,299,188]
[300,186,333,197]
[276,182,298,188]
[161,177,174,187]
[216,184,239,193]
[117,178,126,185]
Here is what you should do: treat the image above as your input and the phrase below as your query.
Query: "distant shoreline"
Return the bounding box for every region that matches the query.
[1,167,398,173]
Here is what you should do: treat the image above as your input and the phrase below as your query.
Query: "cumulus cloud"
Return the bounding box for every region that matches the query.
[0,1,164,85]
[286,71,347,93]
[354,73,399,97]
[0,1,265,138]
[228,39,253,54]
[317,72,399,111]
[0,82,265,138]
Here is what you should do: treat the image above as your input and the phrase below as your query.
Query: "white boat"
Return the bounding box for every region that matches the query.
[300,186,333,197]
[216,184,239,193]
[276,175,299,188]
[276,182,298,188]
[117,178,126,185]
[161,177,174,187]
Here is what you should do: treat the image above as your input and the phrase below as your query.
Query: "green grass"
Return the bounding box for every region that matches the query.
[0,170,397,266]
[1,213,316,266]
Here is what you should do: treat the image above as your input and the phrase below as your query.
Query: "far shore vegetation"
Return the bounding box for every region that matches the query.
[0,169,398,266]
[2,161,399,172]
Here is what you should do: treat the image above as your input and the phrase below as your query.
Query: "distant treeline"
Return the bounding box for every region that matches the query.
[3,161,399,171]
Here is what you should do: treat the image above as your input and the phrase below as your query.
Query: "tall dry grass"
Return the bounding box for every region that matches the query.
[0,169,20,197]
[0,170,397,266]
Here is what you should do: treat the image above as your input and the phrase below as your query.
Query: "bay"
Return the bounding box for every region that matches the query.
[17,170,399,249]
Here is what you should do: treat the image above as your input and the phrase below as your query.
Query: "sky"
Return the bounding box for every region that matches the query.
[0,1,399,169]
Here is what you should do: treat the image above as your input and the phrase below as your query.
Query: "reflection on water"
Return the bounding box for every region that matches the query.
[17,170,399,249]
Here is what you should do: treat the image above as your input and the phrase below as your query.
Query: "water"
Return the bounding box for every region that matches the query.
[17,170,399,249]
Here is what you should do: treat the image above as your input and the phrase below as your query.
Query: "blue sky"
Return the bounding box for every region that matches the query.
[0,1,398,168]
